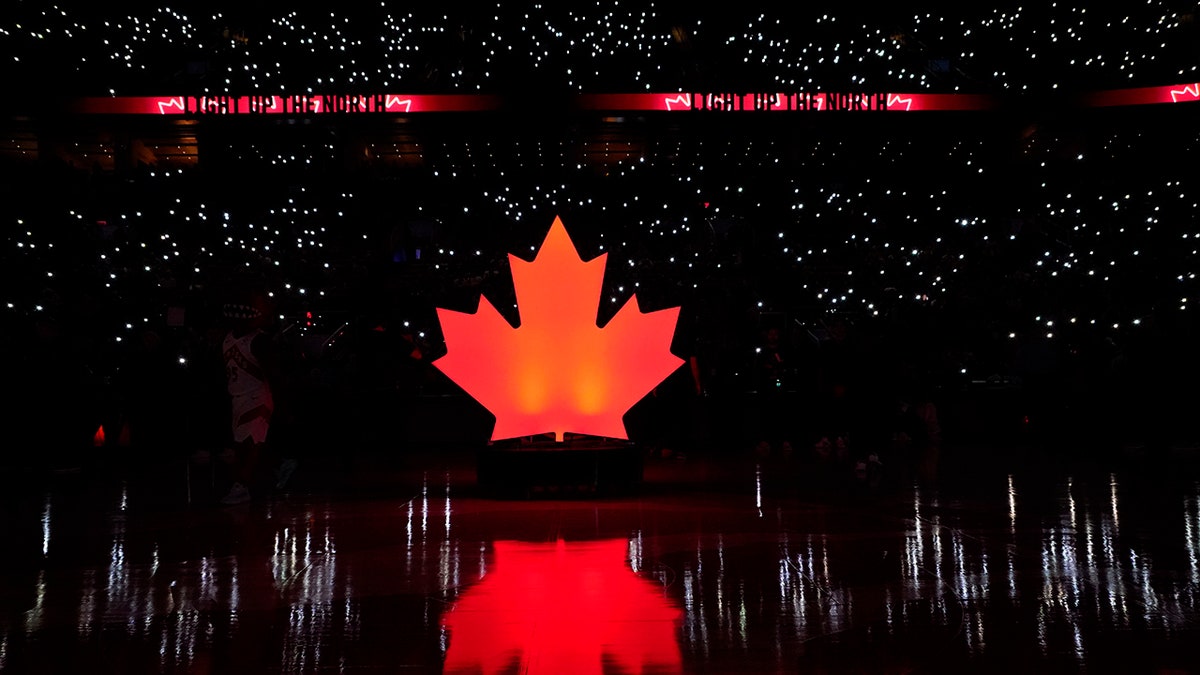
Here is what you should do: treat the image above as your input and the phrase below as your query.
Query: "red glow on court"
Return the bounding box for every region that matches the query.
[441,539,682,675]
[433,217,683,442]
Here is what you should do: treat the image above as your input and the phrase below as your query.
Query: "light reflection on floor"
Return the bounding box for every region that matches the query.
[442,538,682,674]
[0,452,1198,673]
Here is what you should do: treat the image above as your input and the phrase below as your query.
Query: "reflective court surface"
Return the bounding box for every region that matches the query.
[2,450,1199,674]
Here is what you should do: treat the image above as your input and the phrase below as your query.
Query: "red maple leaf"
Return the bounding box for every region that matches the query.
[433,216,684,442]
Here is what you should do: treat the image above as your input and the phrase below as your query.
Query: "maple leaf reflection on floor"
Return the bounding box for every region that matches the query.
[433,216,684,442]
[441,538,683,675]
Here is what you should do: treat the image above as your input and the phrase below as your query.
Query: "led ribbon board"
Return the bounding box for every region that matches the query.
[67,84,1200,115]
[432,217,683,442]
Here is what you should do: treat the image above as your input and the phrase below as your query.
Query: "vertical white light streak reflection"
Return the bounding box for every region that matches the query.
[23,570,45,634]
[1083,505,1097,611]
[799,537,813,632]
[164,608,199,670]
[1065,524,1082,648]
[1186,490,1200,585]
[78,569,96,638]
[778,533,789,613]
[344,596,361,644]
[1134,547,1157,626]
[884,587,894,634]
[199,555,214,610]
[41,494,51,556]
[1110,472,1120,532]
[230,556,240,623]
[142,554,156,627]
[1064,511,1080,602]
[1006,475,1018,599]
[406,501,414,574]
[629,530,643,573]
[1067,477,1076,529]
[821,534,830,584]
[952,529,966,601]
[159,606,169,665]
[1008,474,1017,533]
[1036,603,1048,655]
[712,535,721,635]
[980,545,991,600]
[971,605,986,654]
[440,540,460,596]
[691,547,715,642]
[1106,473,1129,627]
[1007,541,1017,601]
[708,535,719,648]
[273,528,294,590]
[682,564,695,636]
[422,473,429,538]
[107,511,130,630]
[278,510,343,673]
[931,498,943,582]
[737,580,748,648]
[906,486,924,584]
[438,475,459,594]
[1040,529,1054,615]
[444,471,452,538]
[755,463,762,516]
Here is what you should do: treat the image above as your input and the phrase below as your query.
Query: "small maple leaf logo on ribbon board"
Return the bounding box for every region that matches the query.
[433,216,684,442]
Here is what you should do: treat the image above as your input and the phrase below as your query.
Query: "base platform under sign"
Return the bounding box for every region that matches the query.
[476,435,643,498]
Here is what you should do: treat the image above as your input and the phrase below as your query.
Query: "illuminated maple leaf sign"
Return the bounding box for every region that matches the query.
[441,539,683,674]
[433,216,684,442]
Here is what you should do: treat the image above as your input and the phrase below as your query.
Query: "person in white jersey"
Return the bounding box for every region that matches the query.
[219,297,276,504]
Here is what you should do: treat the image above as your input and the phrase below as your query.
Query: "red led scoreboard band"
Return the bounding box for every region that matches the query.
[69,94,503,115]
[1082,83,1200,107]
[70,83,1199,115]
[69,92,993,114]
[576,92,996,111]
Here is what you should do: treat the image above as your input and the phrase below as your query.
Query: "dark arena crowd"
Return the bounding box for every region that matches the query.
[4,2,1200,675]
[2,2,1199,473]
